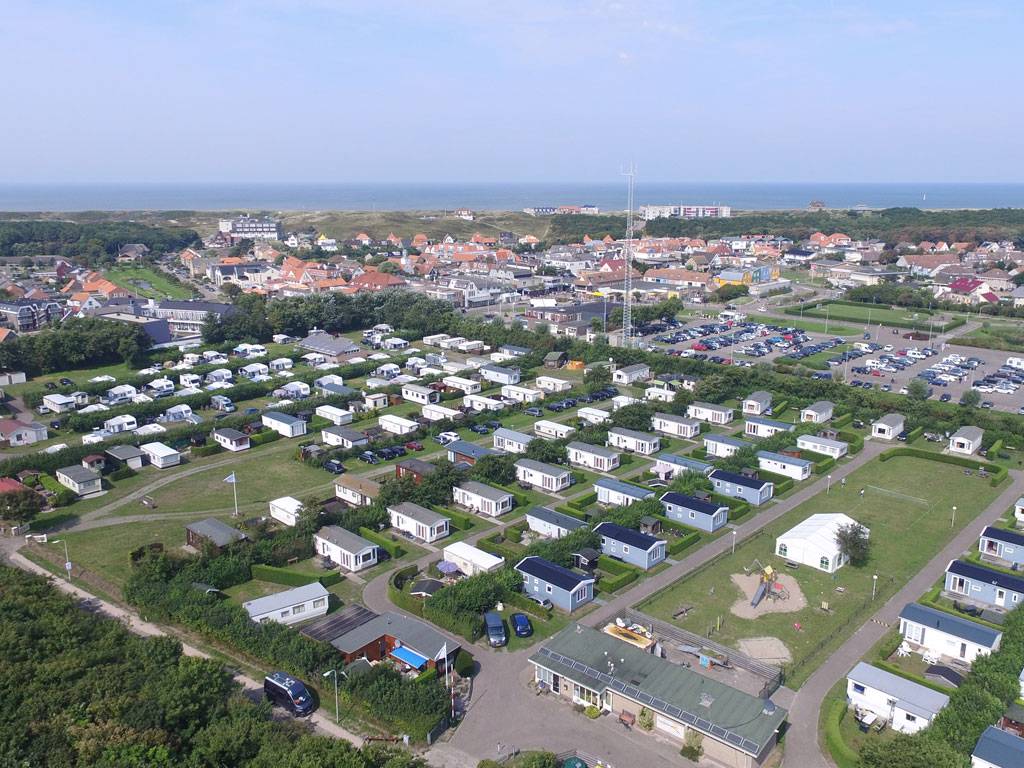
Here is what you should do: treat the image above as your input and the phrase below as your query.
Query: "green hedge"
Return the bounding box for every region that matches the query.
[598,569,638,592]
[555,505,589,521]
[319,572,343,587]
[872,660,954,694]
[838,430,864,454]
[250,563,318,587]
[249,430,282,446]
[108,466,136,481]
[906,426,924,443]
[415,667,438,683]
[454,649,476,677]
[832,413,853,428]
[823,698,859,768]
[812,456,837,474]
[668,531,701,556]
[388,566,425,616]
[505,591,552,619]
[597,555,639,575]
[879,447,1007,486]
[504,523,526,544]
[422,601,483,641]
[650,514,695,536]
[568,492,598,511]
[191,443,224,457]
[443,508,477,532]
[359,527,407,558]
[475,535,522,562]
[773,400,788,416]
[989,438,1004,456]
[757,471,794,494]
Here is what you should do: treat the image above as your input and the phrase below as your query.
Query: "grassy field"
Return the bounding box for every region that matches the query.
[105,265,194,299]
[637,455,1005,688]
[779,344,852,370]
[950,322,1024,353]
[799,303,937,327]
[769,317,858,336]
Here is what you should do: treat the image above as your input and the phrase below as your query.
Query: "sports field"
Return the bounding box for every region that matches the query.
[799,302,934,327]
[637,454,1004,688]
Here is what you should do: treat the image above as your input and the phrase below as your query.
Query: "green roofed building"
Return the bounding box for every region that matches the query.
[529,625,786,767]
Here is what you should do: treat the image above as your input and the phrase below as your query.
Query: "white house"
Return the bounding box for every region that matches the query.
[611,394,640,411]
[846,662,948,734]
[534,419,575,440]
[606,427,660,455]
[515,459,572,492]
[612,363,650,385]
[703,434,753,458]
[401,384,440,405]
[578,406,612,425]
[742,391,773,416]
[652,453,714,480]
[270,496,304,527]
[950,426,984,456]
[594,477,654,507]
[493,427,534,454]
[651,412,700,439]
[463,394,505,412]
[55,465,102,495]
[315,404,354,426]
[243,582,330,626]
[800,401,834,424]
[212,427,250,452]
[567,441,620,472]
[140,442,180,469]
[872,413,906,441]
[744,415,795,438]
[480,364,521,386]
[335,475,380,507]
[796,434,848,459]
[453,481,514,517]
[315,525,378,572]
[776,513,868,573]
[644,385,675,403]
[535,376,572,393]
[443,375,481,394]
[322,425,369,449]
[262,411,307,438]
[363,392,389,411]
[525,506,587,539]
[898,602,1001,664]
[0,420,47,447]
[379,414,419,435]
[501,384,544,403]
[757,450,812,481]
[104,414,138,433]
[442,541,504,576]
[687,402,734,425]
[422,403,462,422]
[388,502,450,543]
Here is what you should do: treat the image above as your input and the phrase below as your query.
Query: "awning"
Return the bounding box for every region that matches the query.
[436,560,460,575]
[390,645,429,669]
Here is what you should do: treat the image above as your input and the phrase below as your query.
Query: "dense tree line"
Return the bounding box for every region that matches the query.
[845,284,1024,319]
[0,316,152,375]
[0,221,199,265]
[0,566,426,768]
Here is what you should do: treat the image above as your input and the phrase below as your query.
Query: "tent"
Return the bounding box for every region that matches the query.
[775,513,868,573]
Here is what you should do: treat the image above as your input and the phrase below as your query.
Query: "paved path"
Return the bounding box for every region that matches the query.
[585,439,889,627]
[784,470,1024,768]
[5,549,365,745]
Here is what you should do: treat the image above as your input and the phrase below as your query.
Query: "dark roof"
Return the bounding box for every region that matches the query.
[660,492,726,517]
[186,517,246,548]
[973,726,1024,767]
[594,522,663,551]
[981,526,1024,548]
[301,604,378,643]
[527,506,586,532]
[448,440,500,460]
[898,602,1001,647]
[212,427,247,441]
[711,468,771,490]
[515,556,593,591]
[397,457,437,475]
[105,444,143,460]
[410,578,444,597]
[947,560,1024,593]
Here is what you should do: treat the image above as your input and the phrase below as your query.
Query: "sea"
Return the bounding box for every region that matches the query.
[1,182,1023,212]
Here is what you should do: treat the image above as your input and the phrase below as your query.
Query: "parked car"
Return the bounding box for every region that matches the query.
[264,672,315,716]
[358,451,380,465]
[48,419,62,429]
[58,377,74,386]
[940,393,951,402]
[244,407,260,415]
[524,407,543,417]
[404,441,423,451]
[323,459,345,474]
[510,613,533,638]
[436,432,460,445]
[527,595,553,610]
[484,611,507,647]
[469,424,490,435]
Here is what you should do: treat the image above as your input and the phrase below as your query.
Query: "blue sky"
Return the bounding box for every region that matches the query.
[1,0,1021,183]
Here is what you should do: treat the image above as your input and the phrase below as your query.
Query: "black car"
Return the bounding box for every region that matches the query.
[377,447,397,460]
[510,612,533,638]
[524,407,543,417]
[484,420,502,430]
[469,424,490,435]
[940,393,951,402]
[264,672,315,717]
[48,419,62,429]
[323,459,345,474]
[44,382,58,390]
[358,451,380,464]
[59,377,74,386]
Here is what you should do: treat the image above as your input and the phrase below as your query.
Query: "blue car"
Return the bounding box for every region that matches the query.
[510,612,533,638]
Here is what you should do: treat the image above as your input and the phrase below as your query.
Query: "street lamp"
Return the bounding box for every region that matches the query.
[732,530,737,555]
[50,538,71,581]
[323,668,347,724]
[872,574,878,600]
[826,474,833,494]
[951,505,957,529]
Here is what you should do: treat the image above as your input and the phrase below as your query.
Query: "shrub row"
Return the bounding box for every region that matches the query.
[667,531,701,556]
[108,466,136,481]
[358,527,406,558]
[250,563,318,587]
[812,456,837,474]
[757,470,794,495]
[443,508,477,532]
[191,443,224,458]
[474,535,522,562]
[879,447,1007,486]
[822,698,859,768]
[555,505,589,521]
[837,430,864,454]
[249,430,282,447]
[569,492,598,510]
[422,600,484,642]
[905,425,924,443]
[598,568,638,592]
[597,555,638,575]
[832,412,853,428]
[504,591,551,619]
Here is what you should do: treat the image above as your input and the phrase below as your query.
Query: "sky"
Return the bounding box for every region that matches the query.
[1,0,1022,183]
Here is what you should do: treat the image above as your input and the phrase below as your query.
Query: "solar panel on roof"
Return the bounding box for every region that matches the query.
[695,717,713,732]
[679,711,696,725]
[597,672,612,684]
[651,698,668,710]
[725,733,744,747]
[710,725,728,738]
[637,692,654,704]
[610,679,626,692]
[623,686,639,698]
[665,705,682,717]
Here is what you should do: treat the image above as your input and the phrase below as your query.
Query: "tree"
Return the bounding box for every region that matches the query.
[471,455,517,486]
[378,261,398,274]
[907,378,929,401]
[711,284,749,303]
[0,489,43,523]
[859,733,966,768]
[610,403,655,431]
[959,389,981,408]
[584,364,611,390]
[524,438,567,465]
[220,282,242,299]
[835,522,870,567]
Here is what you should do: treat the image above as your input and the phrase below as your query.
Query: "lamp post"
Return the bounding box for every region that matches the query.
[951,505,957,529]
[872,574,878,600]
[732,530,737,555]
[50,538,71,581]
[323,668,347,724]
[826,474,833,494]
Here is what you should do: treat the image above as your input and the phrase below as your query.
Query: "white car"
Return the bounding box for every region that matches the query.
[437,431,461,445]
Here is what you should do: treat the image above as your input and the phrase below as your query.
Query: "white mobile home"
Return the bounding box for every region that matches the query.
[687,402,734,425]
[480,364,521,386]
[644,385,675,403]
[703,434,753,459]
[567,441,620,472]
[526,506,586,539]
[315,404,354,426]
[401,383,440,405]
[742,391,773,416]
[897,602,1001,664]
[534,376,572,393]
[515,459,572,492]
[501,384,544,403]
[796,434,848,459]
[871,413,906,440]
[442,541,504,576]
[534,420,575,440]
[388,502,450,543]
[422,403,462,422]
[140,442,180,469]
[651,412,700,439]
[846,662,948,734]
[493,427,534,454]
[594,477,654,507]
[612,363,650,385]
[452,481,514,517]
[463,394,505,412]
[949,426,983,456]
[578,406,612,425]
[379,414,419,435]
[744,417,795,439]
[262,411,307,438]
[757,450,812,481]
[800,401,834,424]
[606,427,660,455]
[269,496,304,527]
[322,426,369,449]
[315,525,378,572]
[212,427,250,452]
[243,582,329,626]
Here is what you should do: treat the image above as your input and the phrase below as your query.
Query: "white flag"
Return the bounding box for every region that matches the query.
[223,472,237,484]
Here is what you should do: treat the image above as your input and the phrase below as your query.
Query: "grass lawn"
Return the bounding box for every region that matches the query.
[779,344,851,370]
[799,303,937,327]
[143,451,336,517]
[637,455,1006,689]
[222,579,284,604]
[771,317,858,336]
[4,360,140,397]
[105,266,194,300]
[950,322,1024,353]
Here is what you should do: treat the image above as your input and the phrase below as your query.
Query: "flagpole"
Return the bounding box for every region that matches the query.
[232,479,239,518]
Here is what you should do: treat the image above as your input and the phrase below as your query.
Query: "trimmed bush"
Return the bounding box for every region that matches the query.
[191,443,224,458]
[905,426,924,443]
[250,563,317,587]
[569,492,598,511]
[359,527,406,558]
[812,456,837,474]
[249,430,282,446]
[505,591,551,619]
[596,555,636,575]
[832,413,853,428]
[668,531,701,556]
[598,569,638,592]
[823,698,859,768]
[757,471,794,494]
[454,649,475,677]
[555,506,589,521]
[108,466,136,481]
[319,571,343,587]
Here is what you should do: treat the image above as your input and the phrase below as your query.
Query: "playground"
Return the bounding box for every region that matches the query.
[636,454,1006,688]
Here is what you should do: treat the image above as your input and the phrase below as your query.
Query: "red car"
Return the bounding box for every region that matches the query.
[692,342,708,351]
[871,369,883,377]
[404,441,423,451]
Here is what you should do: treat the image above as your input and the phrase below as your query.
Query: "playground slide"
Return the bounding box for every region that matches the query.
[751,581,767,608]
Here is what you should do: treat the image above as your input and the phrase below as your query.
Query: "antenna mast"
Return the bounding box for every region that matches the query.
[622,165,636,348]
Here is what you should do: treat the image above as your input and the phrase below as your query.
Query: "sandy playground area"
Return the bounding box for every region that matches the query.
[729,572,807,620]
[738,636,792,664]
